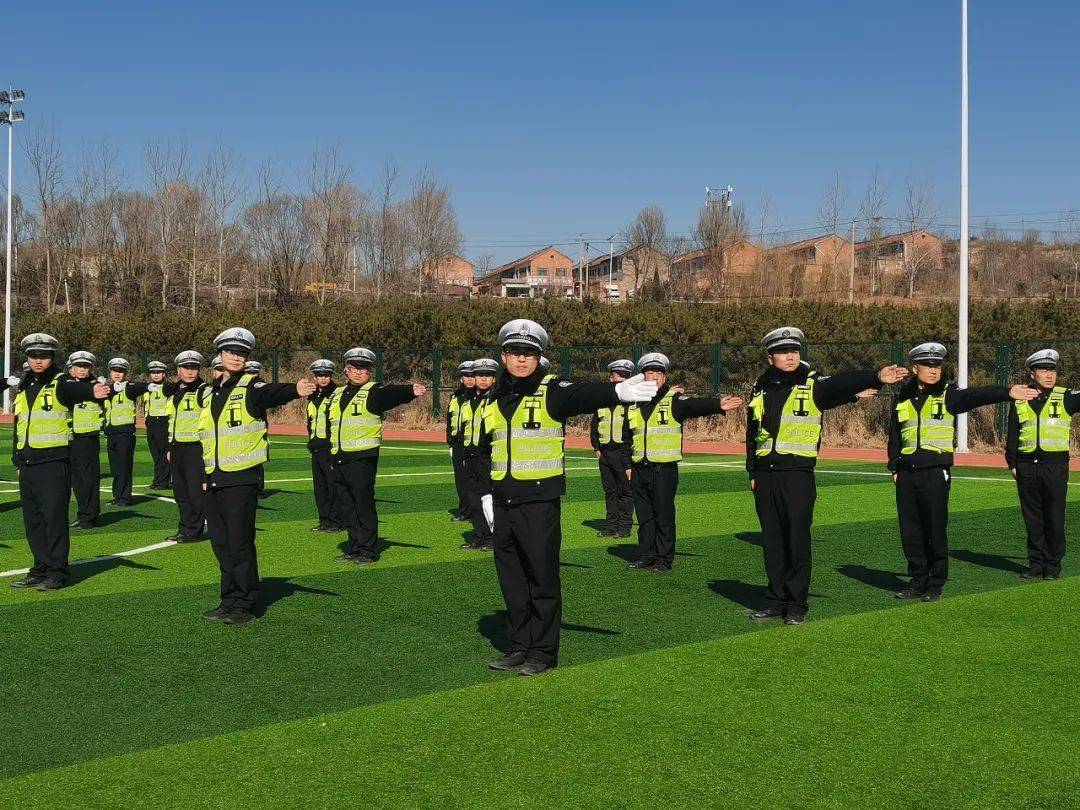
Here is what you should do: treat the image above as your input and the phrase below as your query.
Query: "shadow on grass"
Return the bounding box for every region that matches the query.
[605,543,638,562]
[950,549,1027,574]
[581,518,606,532]
[476,611,619,653]
[95,510,153,528]
[734,532,762,547]
[708,579,770,611]
[257,576,339,617]
[835,564,907,593]
[68,556,160,587]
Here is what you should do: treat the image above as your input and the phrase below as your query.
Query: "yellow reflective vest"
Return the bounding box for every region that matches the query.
[198,374,268,473]
[14,377,72,450]
[170,385,204,444]
[1016,387,1071,453]
[104,387,137,428]
[628,392,682,463]
[595,404,627,447]
[749,378,822,458]
[487,379,564,480]
[329,382,382,454]
[896,391,954,455]
[307,388,335,442]
[72,400,103,435]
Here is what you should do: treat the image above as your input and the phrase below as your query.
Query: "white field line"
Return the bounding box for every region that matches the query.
[0,540,177,578]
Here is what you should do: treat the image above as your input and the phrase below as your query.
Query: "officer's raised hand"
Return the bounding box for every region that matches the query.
[877,365,909,384]
[296,378,317,397]
[412,383,427,397]
[92,381,111,399]
[615,373,658,403]
[720,395,743,411]
[1009,384,1038,401]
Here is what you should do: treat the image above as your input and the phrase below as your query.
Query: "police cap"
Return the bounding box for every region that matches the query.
[607,359,635,378]
[499,319,549,352]
[457,360,475,376]
[472,358,499,376]
[213,327,255,353]
[108,357,132,373]
[147,361,168,374]
[21,333,59,355]
[244,361,263,374]
[211,355,224,371]
[762,327,805,354]
[343,347,377,367]
[908,342,947,366]
[636,352,670,373]
[174,350,205,368]
[309,359,335,375]
[1026,348,1059,370]
[67,351,96,367]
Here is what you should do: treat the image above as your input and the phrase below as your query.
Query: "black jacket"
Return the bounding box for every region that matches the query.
[1004,385,1080,469]
[887,380,1010,471]
[306,381,338,452]
[590,403,631,451]
[12,365,101,467]
[331,382,417,464]
[103,381,151,435]
[746,364,882,474]
[481,368,620,504]
[204,373,300,488]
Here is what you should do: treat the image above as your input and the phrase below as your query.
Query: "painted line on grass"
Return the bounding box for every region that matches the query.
[0,540,178,578]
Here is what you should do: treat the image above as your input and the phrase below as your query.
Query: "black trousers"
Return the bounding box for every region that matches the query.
[463,453,493,545]
[598,446,633,533]
[70,433,101,526]
[106,431,136,502]
[1015,461,1068,576]
[895,467,951,594]
[146,417,171,487]
[20,460,72,583]
[451,444,470,517]
[493,498,563,667]
[632,462,679,565]
[170,443,205,538]
[337,456,379,559]
[311,448,344,527]
[753,469,817,615]
[204,482,260,611]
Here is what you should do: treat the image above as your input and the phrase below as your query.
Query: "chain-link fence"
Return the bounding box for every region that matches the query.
[106,340,1080,448]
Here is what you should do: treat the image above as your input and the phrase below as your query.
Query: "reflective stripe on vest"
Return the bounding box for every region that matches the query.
[145,387,170,417]
[459,397,476,448]
[104,389,137,427]
[896,393,955,454]
[307,392,333,441]
[487,381,564,480]
[628,392,682,463]
[596,405,626,446]
[448,395,462,439]
[463,395,491,448]
[14,377,73,449]
[72,401,103,435]
[171,388,203,444]
[198,374,268,472]
[1017,387,1071,453]
[749,378,822,458]
[330,382,382,453]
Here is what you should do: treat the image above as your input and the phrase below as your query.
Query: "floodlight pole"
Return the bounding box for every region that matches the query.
[2,86,25,414]
[957,0,970,452]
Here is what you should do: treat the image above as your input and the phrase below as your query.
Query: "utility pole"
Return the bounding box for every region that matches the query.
[849,219,856,304]
[1,87,26,414]
[608,235,615,301]
[578,233,585,301]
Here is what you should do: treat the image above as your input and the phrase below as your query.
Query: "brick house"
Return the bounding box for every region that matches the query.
[767,233,853,294]
[855,229,944,276]
[417,253,475,297]
[584,245,672,300]
[472,246,576,298]
[669,240,763,294]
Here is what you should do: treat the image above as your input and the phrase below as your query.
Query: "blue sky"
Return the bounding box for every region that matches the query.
[7,0,1080,264]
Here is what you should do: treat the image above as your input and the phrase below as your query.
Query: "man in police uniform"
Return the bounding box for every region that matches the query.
[144,360,173,490]
[747,327,909,624]
[329,347,426,564]
[1006,349,1078,580]
[307,358,345,533]
[9,334,109,590]
[199,328,315,624]
[591,359,635,539]
[627,353,742,572]
[447,360,476,522]
[165,351,208,543]
[66,351,104,529]
[889,342,1036,601]
[103,358,152,507]
[483,319,657,675]
[460,358,498,550]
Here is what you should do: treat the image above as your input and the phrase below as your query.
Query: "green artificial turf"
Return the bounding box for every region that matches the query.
[0,434,1076,806]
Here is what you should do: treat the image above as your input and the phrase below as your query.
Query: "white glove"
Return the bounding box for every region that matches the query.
[481,493,495,534]
[96,376,108,385]
[6,375,19,388]
[615,373,658,403]
[112,381,127,392]
[147,383,162,392]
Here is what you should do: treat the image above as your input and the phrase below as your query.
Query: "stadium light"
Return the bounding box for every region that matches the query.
[2,86,26,414]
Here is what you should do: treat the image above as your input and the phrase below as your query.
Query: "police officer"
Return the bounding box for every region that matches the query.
[165,350,209,543]
[66,351,104,529]
[627,353,742,572]
[329,347,427,564]
[889,342,1036,601]
[591,359,635,539]
[144,360,173,490]
[747,327,908,624]
[103,357,151,507]
[9,334,109,590]
[483,319,657,675]
[1006,349,1078,580]
[307,358,345,533]
[245,360,263,377]
[460,358,498,550]
[211,355,224,382]
[447,360,476,522]
[199,328,315,624]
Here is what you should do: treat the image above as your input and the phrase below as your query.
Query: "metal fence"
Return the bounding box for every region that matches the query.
[104,339,1080,441]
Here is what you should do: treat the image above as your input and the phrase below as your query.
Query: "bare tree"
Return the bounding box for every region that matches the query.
[621,205,670,295]
[23,126,66,313]
[203,144,243,298]
[406,166,461,295]
[898,174,937,297]
[356,161,410,297]
[243,162,312,308]
[144,139,189,309]
[692,200,748,298]
[817,169,848,235]
[1059,213,1080,298]
[306,145,362,304]
[857,169,888,296]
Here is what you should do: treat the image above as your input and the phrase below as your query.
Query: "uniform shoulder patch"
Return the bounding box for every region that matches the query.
[815,374,830,382]
[676,394,689,401]
[558,380,573,388]
[253,381,266,389]
[1070,389,1080,395]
